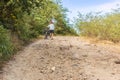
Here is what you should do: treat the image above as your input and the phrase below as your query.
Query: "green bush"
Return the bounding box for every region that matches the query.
[16,23,32,41]
[76,11,120,42]
[0,25,14,60]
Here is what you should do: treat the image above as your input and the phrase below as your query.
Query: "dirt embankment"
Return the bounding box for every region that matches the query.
[1,36,120,80]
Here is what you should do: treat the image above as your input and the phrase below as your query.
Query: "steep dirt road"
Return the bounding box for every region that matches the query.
[1,36,120,80]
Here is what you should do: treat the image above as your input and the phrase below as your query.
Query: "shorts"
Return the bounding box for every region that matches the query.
[49,30,54,33]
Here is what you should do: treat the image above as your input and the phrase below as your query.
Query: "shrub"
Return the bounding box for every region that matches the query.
[0,25,14,60]
[77,11,120,42]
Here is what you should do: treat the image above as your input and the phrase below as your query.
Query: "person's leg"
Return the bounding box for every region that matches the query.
[51,30,54,39]
[49,30,51,38]
[49,30,54,39]
[51,33,53,39]
[49,33,51,38]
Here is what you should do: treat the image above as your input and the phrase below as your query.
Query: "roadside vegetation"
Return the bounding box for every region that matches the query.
[75,8,120,43]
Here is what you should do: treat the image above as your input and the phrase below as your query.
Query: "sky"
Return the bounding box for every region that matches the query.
[62,0,120,22]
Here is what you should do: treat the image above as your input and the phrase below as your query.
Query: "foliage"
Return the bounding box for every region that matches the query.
[0,0,77,37]
[0,25,14,60]
[75,9,120,42]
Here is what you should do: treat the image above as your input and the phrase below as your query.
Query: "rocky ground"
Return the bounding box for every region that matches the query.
[1,36,120,80]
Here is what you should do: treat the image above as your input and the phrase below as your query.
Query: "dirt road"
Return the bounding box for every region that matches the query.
[2,36,120,80]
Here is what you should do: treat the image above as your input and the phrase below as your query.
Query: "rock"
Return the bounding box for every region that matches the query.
[111,73,115,75]
[77,47,81,49]
[114,61,120,64]
[97,50,101,52]
[72,53,79,60]
[59,47,63,50]
[51,66,56,71]
[71,64,78,67]
[59,46,69,50]
[45,44,49,49]
[83,77,87,80]
[70,44,73,48]
[82,55,88,57]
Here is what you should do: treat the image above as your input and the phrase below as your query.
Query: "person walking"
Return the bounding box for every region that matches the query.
[47,20,55,40]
